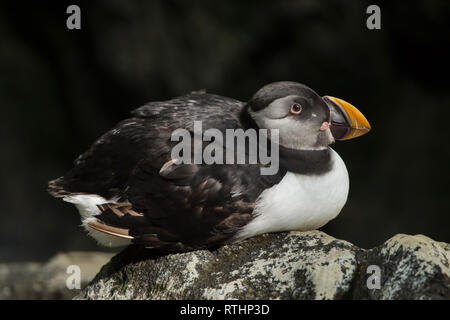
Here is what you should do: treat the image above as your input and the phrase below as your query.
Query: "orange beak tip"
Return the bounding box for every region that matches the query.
[326,96,371,140]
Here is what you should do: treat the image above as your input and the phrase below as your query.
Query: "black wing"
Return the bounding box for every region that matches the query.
[48,93,285,251]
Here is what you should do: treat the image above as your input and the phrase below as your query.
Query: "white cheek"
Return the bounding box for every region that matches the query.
[277,118,316,148]
[312,113,317,117]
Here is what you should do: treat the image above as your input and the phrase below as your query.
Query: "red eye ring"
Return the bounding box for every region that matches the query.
[290,103,302,115]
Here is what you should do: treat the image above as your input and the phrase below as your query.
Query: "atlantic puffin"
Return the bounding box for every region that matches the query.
[48,82,370,252]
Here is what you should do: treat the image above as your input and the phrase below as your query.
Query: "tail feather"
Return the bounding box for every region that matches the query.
[47,177,71,198]
[86,219,133,239]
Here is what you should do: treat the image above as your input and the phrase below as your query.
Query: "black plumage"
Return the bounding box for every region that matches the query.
[48,81,366,253]
[48,93,287,251]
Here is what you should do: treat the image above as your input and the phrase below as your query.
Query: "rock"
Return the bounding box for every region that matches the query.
[0,251,114,299]
[351,234,450,299]
[76,231,358,300]
[76,231,450,300]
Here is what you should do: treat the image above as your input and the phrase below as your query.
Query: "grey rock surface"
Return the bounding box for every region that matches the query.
[76,231,450,300]
[0,251,114,299]
[352,234,450,299]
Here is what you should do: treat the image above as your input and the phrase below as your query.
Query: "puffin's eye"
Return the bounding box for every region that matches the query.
[290,103,302,115]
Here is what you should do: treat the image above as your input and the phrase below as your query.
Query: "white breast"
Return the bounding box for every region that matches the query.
[235,148,349,241]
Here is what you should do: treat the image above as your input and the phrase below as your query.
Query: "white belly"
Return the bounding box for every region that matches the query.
[235,148,349,241]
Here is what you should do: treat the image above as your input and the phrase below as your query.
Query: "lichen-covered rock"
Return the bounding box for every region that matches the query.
[75,231,450,300]
[351,234,450,299]
[76,231,359,299]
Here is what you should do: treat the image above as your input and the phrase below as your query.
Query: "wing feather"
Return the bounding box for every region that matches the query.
[49,93,285,251]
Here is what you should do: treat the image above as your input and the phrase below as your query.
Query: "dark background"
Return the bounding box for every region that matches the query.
[1,0,449,262]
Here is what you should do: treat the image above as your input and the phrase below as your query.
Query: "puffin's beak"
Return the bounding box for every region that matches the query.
[323,96,371,140]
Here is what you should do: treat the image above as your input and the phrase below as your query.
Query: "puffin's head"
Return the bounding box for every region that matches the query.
[247,81,371,150]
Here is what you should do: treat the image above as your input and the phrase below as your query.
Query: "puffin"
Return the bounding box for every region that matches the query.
[48,82,371,252]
